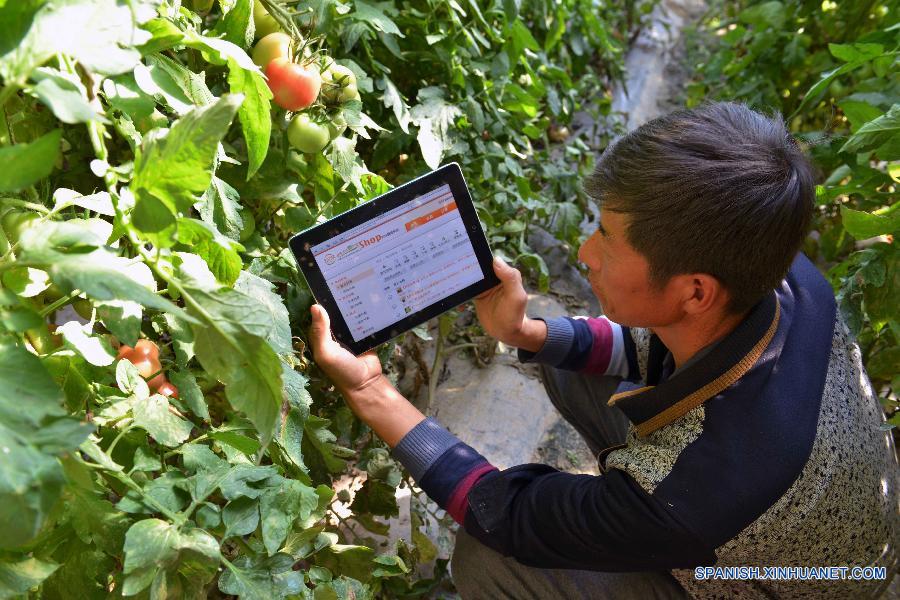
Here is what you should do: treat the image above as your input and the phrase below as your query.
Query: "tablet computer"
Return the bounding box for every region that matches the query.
[289,163,500,355]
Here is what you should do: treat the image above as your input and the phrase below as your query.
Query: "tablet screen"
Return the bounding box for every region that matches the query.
[310,183,483,341]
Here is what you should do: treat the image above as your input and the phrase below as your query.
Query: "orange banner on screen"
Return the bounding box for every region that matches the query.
[405,201,458,231]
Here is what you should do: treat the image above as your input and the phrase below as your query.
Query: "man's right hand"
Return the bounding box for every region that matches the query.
[473,256,547,353]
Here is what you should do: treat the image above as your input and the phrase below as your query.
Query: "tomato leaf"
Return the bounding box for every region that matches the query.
[227,59,272,179]
[0,129,61,192]
[131,94,243,235]
[133,395,194,447]
[187,286,284,447]
[0,557,59,598]
[29,67,106,124]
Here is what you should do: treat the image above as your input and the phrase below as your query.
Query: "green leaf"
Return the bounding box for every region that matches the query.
[837,99,883,133]
[116,358,150,398]
[504,19,539,64]
[30,67,106,124]
[378,76,411,134]
[840,105,900,158]
[0,427,67,550]
[176,218,243,286]
[220,465,279,500]
[0,304,43,332]
[223,496,260,538]
[0,129,61,192]
[315,545,375,584]
[133,394,194,447]
[350,479,398,518]
[57,321,116,366]
[217,0,255,47]
[170,370,209,421]
[351,1,404,37]
[410,88,461,170]
[840,206,900,239]
[792,62,859,118]
[210,430,260,455]
[198,175,245,241]
[828,42,884,64]
[737,1,785,30]
[131,94,243,234]
[227,58,272,178]
[0,341,64,428]
[97,298,143,346]
[260,479,319,555]
[0,0,155,83]
[0,557,59,598]
[233,271,293,354]
[122,519,220,595]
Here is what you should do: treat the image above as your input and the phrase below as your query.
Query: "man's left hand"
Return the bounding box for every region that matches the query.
[308,304,383,397]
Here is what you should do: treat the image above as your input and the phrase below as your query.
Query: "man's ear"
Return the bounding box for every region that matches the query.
[680,273,727,316]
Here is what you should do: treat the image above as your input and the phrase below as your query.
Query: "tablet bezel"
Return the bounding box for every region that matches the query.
[289,163,500,355]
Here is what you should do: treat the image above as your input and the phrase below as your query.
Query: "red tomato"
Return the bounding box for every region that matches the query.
[265,58,321,111]
[157,381,179,398]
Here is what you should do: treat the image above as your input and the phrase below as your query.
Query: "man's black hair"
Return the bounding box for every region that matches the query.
[584,101,816,314]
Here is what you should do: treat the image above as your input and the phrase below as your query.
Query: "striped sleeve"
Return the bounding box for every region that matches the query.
[517,316,632,378]
[392,417,498,523]
[392,417,716,572]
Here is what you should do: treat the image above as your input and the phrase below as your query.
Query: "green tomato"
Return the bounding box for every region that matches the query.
[188,0,214,12]
[239,207,256,242]
[321,64,359,104]
[1,210,40,245]
[288,114,331,154]
[254,0,281,38]
[252,32,292,69]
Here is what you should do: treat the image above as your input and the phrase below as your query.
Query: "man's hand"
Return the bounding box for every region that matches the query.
[308,304,383,397]
[307,304,426,447]
[474,257,547,352]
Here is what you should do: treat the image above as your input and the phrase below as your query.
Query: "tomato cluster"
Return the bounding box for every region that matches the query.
[117,339,178,398]
[251,2,360,155]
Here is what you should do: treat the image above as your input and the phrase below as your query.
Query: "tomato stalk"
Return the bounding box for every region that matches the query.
[38,288,82,317]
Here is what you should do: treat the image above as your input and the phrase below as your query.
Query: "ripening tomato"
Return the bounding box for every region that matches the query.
[254,0,281,38]
[252,32,292,69]
[266,58,321,111]
[288,114,331,153]
[157,381,179,398]
[118,339,160,361]
[321,64,358,104]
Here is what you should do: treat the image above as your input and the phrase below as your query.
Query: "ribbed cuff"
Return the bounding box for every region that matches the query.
[392,417,461,481]
[517,317,574,366]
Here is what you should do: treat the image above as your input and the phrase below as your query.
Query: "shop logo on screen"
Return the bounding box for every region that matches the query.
[324,254,336,265]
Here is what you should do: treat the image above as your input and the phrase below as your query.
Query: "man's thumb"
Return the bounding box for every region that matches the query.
[310,304,331,351]
[493,256,520,283]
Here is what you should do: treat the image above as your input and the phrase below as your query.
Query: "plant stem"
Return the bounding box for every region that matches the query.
[39,289,82,317]
[0,198,50,214]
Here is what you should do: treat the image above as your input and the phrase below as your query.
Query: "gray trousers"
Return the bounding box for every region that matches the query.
[449,364,690,600]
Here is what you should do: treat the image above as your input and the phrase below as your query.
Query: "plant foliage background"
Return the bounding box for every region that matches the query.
[0,0,648,597]
[685,0,899,428]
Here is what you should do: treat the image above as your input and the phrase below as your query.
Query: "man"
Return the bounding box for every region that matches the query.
[309,102,899,599]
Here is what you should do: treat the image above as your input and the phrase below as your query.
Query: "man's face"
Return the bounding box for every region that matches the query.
[577,210,683,327]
